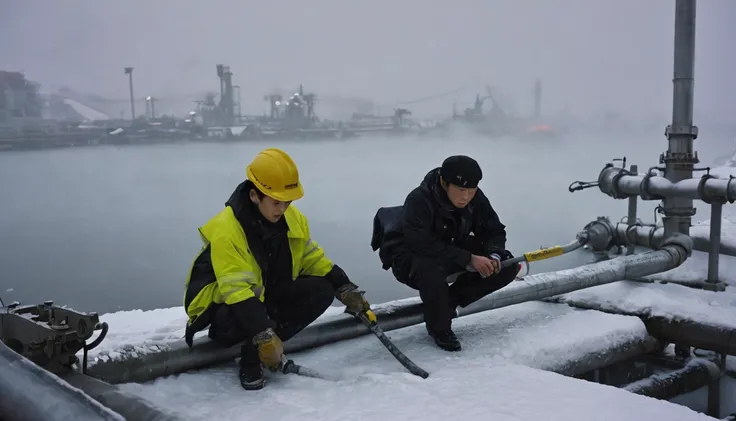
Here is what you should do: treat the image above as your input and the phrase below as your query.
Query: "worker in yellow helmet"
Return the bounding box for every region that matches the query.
[184,148,371,391]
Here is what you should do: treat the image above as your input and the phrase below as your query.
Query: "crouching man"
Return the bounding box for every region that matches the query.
[184,148,371,390]
[371,155,519,352]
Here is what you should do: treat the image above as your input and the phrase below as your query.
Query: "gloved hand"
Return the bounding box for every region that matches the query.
[335,283,371,315]
[252,328,284,371]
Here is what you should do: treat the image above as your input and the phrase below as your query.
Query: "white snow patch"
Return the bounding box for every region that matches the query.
[63,98,110,121]
[118,302,707,421]
[691,216,736,251]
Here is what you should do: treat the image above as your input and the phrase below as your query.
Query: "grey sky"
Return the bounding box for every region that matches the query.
[2,0,734,121]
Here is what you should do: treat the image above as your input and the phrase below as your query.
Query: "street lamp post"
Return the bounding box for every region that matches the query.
[124,67,135,121]
[233,85,242,121]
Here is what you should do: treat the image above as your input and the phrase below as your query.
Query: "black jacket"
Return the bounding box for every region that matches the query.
[371,168,507,270]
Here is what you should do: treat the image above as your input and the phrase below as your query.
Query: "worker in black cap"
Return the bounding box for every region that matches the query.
[370,155,519,351]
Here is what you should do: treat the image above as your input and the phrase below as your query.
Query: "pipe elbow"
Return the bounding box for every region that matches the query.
[659,233,693,264]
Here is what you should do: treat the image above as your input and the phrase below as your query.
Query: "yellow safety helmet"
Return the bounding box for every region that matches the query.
[246,148,304,202]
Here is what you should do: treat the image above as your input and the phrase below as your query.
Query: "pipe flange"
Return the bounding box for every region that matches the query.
[621,223,639,248]
[639,169,659,200]
[648,225,664,249]
[697,173,719,204]
[582,217,615,251]
[727,176,736,204]
[610,169,632,199]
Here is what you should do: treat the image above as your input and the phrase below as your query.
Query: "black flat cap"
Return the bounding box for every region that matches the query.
[440,155,482,188]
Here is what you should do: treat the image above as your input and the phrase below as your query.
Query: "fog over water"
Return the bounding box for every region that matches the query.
[0,130,733,314]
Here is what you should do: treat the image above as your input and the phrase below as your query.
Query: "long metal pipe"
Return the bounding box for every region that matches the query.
[61,372,182,421]
[86,232,691,384]
[661,0,699,236]
[0,340,124,421]
[546,296,736,356]
[624,357,721,400]
[549,336,661,378]
[645,317,736,356]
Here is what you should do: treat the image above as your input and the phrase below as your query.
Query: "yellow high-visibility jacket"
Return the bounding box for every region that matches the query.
[184,204,333,331]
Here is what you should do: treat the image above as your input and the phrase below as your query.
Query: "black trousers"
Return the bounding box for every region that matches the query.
[392,237,520,333]
[208,276,334,368]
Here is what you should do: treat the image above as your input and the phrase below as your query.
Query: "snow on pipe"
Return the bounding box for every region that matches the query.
[645,317,736,356]
[60,371,183,421]
[542,297,736,356]
[85,225,692,385]
[597,165,736,203]
[623,357,722,401]
[0,340,125,421]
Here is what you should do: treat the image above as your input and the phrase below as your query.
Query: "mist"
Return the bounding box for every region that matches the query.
[0,130,731,314]
[2,0,734,126]
[1,1,735,313]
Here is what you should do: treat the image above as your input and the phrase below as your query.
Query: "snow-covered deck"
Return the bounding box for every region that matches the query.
[557,251,736,331]
[114,302,712,421]
[68,230,736,421]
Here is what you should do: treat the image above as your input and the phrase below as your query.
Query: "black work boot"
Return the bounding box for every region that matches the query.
[426,325,462,352]
[239,343,265,390]
[239,363,265,390]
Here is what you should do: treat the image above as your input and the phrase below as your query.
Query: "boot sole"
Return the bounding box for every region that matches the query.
[241,378,266,390]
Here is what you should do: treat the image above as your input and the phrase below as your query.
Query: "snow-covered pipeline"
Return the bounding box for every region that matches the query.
[85,228,694,385]
[0,221,695,421]
[0,340,125,421]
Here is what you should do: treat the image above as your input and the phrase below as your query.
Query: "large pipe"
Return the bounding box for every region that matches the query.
[61,372,182,421]
[597,166,736,204]
[86,232,692,385]
[0,340,124,421]
[546,298,736,356]
[661,0,699,236]
[645,317,736,356]
[624,357,721,400]
[549,336,661,378]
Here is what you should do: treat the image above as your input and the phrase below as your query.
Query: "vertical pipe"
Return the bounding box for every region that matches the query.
[533,78,542,120]
[627,165,639,256]
[707,374,721,418]
[662,0,698,237]
[124,68,136,121]
[128,72,135,121]
[707,203,722,283]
